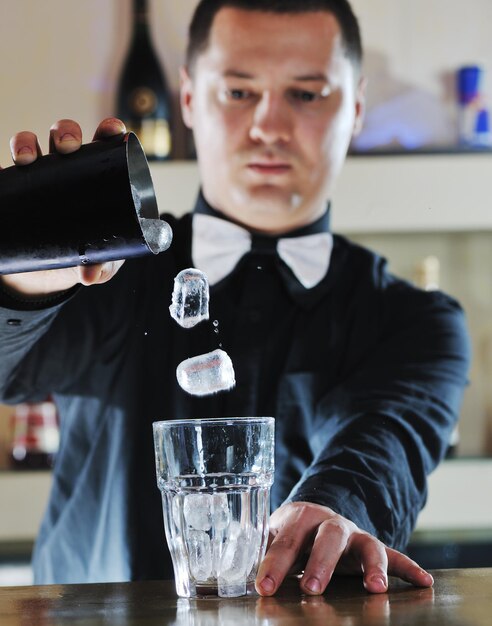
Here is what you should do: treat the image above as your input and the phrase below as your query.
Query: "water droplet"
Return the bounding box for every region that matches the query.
[214,328,219,334]
[213,320,219,327]
[257,265,263,271]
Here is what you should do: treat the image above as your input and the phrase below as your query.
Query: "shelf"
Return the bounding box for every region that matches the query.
[0,460,491,543]
[349,146,492,157]
[149,151,492,234]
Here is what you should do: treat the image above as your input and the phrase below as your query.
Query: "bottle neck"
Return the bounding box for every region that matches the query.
[133,0,149,28]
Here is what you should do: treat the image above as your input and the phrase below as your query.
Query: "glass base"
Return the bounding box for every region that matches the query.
[194,581,256,598]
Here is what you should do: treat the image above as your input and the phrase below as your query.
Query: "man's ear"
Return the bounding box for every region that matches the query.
[180,66,194,129]
[353,75,367,136]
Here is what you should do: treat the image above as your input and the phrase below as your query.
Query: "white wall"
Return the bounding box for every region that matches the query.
[351,0,492,149]
[0,1,491,163]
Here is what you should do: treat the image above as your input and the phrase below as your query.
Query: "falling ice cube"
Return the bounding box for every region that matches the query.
[186,529,213,582]
[176,349,236,397]
[169,268,209,329]
[183,493,212,531]
[139,217,173,254]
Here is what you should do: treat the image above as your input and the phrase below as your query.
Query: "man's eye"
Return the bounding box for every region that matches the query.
[227,89,249,100]
[291,90,317,102]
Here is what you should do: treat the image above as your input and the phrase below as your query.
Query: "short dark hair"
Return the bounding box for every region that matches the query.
[186,0,363,73]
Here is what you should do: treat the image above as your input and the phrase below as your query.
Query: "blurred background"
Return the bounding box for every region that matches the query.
[1,0,492,583]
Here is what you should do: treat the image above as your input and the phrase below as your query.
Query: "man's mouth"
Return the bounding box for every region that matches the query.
[247,162,292,175]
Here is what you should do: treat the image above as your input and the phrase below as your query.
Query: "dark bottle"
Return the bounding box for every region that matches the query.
[185,126,197,161]
[117,0,173,161]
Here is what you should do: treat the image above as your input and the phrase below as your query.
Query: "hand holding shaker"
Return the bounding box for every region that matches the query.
[0,132,172,275]
[153,417,275,598]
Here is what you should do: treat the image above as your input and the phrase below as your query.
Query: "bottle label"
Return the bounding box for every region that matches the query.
[126,119,172,159]
[148,118,172,158]
[129,87,157,117]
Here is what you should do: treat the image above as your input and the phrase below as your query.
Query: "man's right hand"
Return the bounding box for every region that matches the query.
[1,118,127,299]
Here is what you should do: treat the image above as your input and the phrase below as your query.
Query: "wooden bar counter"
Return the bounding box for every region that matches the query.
[0,568,490,625]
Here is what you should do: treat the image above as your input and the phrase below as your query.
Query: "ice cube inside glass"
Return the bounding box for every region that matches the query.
[153,417,275,598]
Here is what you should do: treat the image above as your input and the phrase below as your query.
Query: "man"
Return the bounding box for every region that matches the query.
[0,0,469,596]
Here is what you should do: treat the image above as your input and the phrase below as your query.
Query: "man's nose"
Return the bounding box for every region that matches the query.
[249,92,292,145]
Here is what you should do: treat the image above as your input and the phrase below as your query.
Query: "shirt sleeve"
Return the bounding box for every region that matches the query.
[0,272,123,404]
[285,285,471,551]
[0,301,69,403]
[0,259,147,405]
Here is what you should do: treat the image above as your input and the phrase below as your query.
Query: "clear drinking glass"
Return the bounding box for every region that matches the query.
[153,417,275,598]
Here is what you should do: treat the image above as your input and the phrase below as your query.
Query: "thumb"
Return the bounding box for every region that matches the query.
[79,260,125,286]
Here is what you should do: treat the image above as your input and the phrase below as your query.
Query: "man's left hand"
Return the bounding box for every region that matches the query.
[255,501,434,596]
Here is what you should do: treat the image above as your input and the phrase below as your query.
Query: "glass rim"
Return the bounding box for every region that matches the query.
[153,416,274,429]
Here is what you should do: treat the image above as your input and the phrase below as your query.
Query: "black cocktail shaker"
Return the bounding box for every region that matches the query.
[0,132,172,274]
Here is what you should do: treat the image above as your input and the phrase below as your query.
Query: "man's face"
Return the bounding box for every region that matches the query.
[181,8,365,234]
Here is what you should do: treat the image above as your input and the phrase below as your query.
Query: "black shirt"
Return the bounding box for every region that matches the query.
[0,202,470,583]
